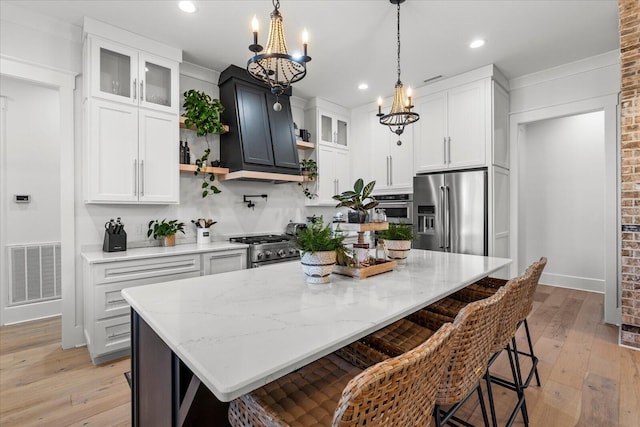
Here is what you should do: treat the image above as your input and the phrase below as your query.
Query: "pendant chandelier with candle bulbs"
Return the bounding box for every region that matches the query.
[377,0,419,135]
[247,0,311,111]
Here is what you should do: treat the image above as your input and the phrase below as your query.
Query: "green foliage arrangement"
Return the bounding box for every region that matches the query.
[332,178,379,213]
[292,217,345,253]
[147,219,186,239]
[378,223,415,241]
[298,158,318,200]
[182,89,225,198]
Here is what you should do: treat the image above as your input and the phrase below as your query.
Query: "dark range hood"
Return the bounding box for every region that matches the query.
[218,65,302,182]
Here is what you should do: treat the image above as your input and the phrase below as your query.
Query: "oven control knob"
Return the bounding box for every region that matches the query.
[277,249,286,257]
[289,248,297,256]
[257,252,264,260]
[264,250,273,258]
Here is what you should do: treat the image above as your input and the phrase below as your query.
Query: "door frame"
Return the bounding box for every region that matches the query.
[0,55,79,346]
[509,94,620,325]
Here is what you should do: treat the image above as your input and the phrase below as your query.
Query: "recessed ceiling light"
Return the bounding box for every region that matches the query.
[178,1,197,13]
[358,83,369,90]
[469,39,485,49]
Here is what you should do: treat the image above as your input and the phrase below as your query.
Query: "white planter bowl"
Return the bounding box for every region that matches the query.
[384,240,412,260]
[300,251,337,284]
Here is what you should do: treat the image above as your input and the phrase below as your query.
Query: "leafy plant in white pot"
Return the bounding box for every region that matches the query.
[378,223,414,261]
[332,178,379,223]
[292,218,346,284]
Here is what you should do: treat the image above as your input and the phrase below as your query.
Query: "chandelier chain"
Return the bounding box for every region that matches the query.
[396,2,401,83]
[273,0,280,10]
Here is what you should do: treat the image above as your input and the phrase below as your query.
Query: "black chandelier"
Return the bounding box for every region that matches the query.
[377,0,419,135]
[247,0,311,111]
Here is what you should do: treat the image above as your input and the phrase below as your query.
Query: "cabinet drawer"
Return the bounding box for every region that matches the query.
[202,249,247,275]
[93,254,201,285]
[93,315,132,357]
[94,269,201,320]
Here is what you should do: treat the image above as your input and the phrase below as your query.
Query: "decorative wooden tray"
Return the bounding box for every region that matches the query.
[333,259,397,279]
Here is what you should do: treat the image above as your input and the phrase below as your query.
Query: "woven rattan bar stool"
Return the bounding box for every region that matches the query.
[451,258,547,390]
[227,322,456,427]
[350,287,508,427]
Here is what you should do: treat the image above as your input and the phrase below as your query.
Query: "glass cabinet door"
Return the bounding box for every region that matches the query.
[139,53,178,113]
[320,114,333,144]
[91,38,137,104]
[336,118,348,147]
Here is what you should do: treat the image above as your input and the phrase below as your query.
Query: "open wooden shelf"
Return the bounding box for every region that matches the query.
[296,139,315,150]
[179,116,229,134]
[336,222,389,232]
[302,176,316,182]
[179,164,230,175]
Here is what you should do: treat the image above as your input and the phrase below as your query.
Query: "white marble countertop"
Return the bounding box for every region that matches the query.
[122,249,510,402]
[82,242,249,264]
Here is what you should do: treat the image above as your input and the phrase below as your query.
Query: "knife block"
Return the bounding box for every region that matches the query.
[103,229,127,252]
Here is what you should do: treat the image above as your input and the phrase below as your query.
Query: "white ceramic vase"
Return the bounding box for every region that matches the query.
[300,251,337,284]
[384,240,411,260]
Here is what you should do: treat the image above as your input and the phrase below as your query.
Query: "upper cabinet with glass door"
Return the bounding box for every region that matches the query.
[89,37,179,114]
[319,112,349,148]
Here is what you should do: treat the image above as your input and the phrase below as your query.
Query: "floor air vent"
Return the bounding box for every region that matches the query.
[9,243,61,306]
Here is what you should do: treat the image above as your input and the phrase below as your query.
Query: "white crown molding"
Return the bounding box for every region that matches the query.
[180,62,220,85]
[509,50,620,90]
[0,2,81,43]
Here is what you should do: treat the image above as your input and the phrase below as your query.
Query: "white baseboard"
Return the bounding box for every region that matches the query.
[540,272,604,293]
[2,299,61,325]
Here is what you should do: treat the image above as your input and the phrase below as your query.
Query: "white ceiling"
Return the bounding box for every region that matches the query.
[6,0,620,108]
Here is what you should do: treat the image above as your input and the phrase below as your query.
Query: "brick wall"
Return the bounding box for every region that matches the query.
[619,0,640,348]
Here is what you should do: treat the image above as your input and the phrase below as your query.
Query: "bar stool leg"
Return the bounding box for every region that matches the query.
[484,368,498,427]
[523,319,541,387]
[508,337,529,426]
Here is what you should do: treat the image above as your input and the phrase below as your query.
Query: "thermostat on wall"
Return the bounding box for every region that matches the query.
[14,195,30,203]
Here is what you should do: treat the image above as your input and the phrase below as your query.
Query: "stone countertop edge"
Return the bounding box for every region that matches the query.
[82,242,250,264]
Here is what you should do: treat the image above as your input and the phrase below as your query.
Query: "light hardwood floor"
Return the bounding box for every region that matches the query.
[1,285,639,426]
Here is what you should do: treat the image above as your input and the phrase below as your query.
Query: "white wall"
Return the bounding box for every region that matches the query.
[518,111,605,291]
[508,50,619,324]
[1,76,61,244]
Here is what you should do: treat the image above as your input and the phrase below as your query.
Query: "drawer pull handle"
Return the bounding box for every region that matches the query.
[107,299,127,305]
[105,261,198,277]
[107,331,130,340]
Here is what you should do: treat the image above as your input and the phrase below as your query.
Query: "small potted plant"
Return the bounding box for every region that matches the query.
[378,223,414,261]
[147,219,185,247]
[298,159,318,200]
[182,89,226,198]
[292,217,346,284]
[332,178,379,223]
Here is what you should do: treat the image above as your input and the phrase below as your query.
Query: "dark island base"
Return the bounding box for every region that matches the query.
[131,310,230,426]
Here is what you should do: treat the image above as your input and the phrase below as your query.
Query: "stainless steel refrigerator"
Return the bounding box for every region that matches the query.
[413,169,487,255]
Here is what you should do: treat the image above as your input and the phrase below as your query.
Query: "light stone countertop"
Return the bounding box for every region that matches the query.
[122,249,511,402]
[81,242,249,264]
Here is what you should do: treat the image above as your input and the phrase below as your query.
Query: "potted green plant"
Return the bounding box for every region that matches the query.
[332,178,379,223]
[292,217,346,284]
[182,89,226,198]
[147,219,185,247]
[298,158,318,200]
[378,223,414,260]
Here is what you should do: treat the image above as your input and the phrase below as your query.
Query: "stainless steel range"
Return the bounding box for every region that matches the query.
[230,229,302,268]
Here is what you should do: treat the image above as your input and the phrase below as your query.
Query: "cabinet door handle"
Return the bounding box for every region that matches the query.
[386,156,390,186]
[389,156,393,186]
[140,160,144,196]
[443,137,447,164]
[140,80,144,102]
[133,78,137,101]
[447,136,451,164]
[133,160,138,196]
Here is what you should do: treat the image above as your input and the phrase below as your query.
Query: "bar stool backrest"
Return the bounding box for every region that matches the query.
[519,257,548,321]
[332,322,456,427]
[493,273,530,353]
[436,286,508,405]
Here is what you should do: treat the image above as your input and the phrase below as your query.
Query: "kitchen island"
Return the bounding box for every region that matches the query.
[123,249,510,426]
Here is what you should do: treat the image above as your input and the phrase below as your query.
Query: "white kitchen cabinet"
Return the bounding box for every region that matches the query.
[202,248,247,275]
[83,245,248,364]
[83,21,181,204]
[317,111,349,148]
[86,99,178,203]
[370,111,414,194]
[414,79,487,173]
[316,145,350,205]
[88,36,179,114]
[83,254,202,364]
